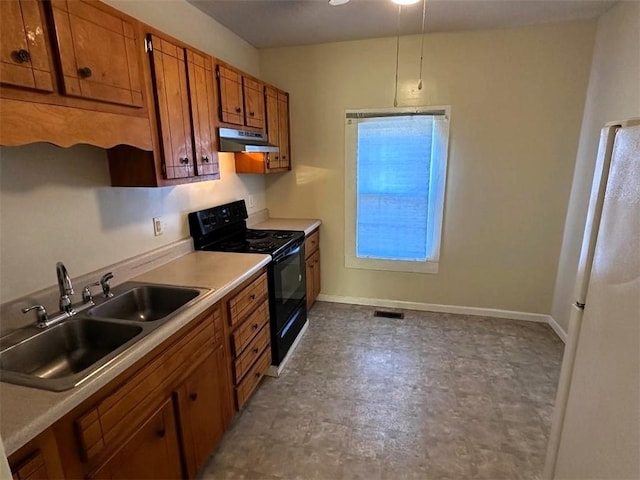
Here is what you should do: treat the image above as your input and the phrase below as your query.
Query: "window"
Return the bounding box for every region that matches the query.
[344,106,450,274]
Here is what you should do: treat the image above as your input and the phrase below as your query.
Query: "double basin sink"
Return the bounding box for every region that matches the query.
[0,283,210,391]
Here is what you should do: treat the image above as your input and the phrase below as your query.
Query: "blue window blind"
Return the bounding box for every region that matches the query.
[356,116,434,261]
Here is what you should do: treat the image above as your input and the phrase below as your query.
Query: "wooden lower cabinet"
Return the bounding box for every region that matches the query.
[174,350,226,478]
[42,303,233,479]
[305,229,321,311]
[90,398,182,480]
[8,428,64,480]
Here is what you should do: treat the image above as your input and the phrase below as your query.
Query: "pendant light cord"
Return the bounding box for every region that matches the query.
[393,5,401,107]
[418,0,426,90]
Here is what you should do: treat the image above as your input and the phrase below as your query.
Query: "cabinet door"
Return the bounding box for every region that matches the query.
[175,351,225,478]
[313,249,321,301]
[277,91,290,169]
[186,49,220,179]
[0,0,54,92]
[265,86,280,170]
[49,0,143,107]
[91,398,182,480]
[242,77,264,129]
[149,35,194,179]
[306,255,314,311]
[217,64,243,125]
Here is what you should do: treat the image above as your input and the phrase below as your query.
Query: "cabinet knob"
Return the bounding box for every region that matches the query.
[274,155,279,160]
[14,49,31,63]
[179,157,189,165]
[78,67,92,79]
[189,392,198,401]
[249,111,255,117]
[202,156,209,163]
[254,372,260,379]
[235,107,241,113]
[156,428,166,438]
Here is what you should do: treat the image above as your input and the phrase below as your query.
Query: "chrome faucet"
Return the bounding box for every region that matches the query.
[56,262,74,313]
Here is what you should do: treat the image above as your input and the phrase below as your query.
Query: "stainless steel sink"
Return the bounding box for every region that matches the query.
[0,319,143,391]
[0,282,210,391]
[88,284,203,322]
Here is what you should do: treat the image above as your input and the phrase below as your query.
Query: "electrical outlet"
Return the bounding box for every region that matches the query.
[248,195,255,208]
[153,217,164,236]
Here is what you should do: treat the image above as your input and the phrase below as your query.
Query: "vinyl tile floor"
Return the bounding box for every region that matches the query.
[200,301,564,480]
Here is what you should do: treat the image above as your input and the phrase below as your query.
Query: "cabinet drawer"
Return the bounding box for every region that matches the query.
[75,312,215,462]
[10,450,47,480]
[305,230,319,258]
[230,300,269,357]
[235,347,270,409]
[228,273,267,327]
[233,324,270,384]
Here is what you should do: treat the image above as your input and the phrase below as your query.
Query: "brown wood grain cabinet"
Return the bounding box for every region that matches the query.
[89,397,182,480]
[225,271,272,409]
[234,86,291,174]
[216,63,266,131]
[107,33,220,186]
[0,0,152,150]
[48,0,144,108]
[38,302,233,479]
[305,229,321,311]
[0,0,54,93]
[8,428,65,480]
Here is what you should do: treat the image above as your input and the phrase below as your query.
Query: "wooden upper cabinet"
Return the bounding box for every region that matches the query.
[148,34,193,179]
[242,77,264,129]
[217,64,243,125]
[265,86,280,169]
[277,90,290,169]
[0,0,54,92]
[48,0,143,108]
[186,50,220,178]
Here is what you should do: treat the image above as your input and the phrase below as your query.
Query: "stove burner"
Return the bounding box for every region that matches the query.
[272,232,294,240]
[246,230,269,240]
[249,241,277,252]
[219,241,247,251]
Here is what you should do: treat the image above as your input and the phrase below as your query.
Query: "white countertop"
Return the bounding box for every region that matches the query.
[251,218,321,236]
[0,251,270,456]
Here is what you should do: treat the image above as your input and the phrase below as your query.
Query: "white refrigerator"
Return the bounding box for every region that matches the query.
[543,119,640,479]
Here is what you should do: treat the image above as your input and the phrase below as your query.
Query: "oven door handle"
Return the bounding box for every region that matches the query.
[274,237,305,263]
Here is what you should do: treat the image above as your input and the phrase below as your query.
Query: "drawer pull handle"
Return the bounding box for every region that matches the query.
[179,157,189,165]
[189,392,198,401]
[78,67,92,79]
[157,428,166,438]
[253,347,259,354]
[14,49,31,63]
[250,293,256,300]
[252,323,258,330]
[255,372,260,378]
[249,111,255,116]
[235,107,241,113]
[202,156,209,163]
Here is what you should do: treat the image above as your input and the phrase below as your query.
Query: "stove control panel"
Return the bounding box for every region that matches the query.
[188,200,248,237]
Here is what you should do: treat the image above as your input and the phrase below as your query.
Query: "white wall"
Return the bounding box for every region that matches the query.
[0,0,264,302]
[551,0,640,333]
[260,21,596,314]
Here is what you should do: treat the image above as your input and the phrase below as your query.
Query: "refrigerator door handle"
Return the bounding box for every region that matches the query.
[575,301,585,309]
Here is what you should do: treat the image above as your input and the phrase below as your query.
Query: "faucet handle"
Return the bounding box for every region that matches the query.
[82,281,101,304]
[22,304,49,327]
[100,272,114,298]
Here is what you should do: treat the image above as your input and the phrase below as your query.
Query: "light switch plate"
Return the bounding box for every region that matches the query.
[153,217,164,236]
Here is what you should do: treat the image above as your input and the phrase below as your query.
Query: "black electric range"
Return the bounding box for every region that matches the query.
[188,200,307,367]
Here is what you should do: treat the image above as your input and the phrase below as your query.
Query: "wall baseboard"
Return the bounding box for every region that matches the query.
[546,315,568,343]
[315,293,567,342]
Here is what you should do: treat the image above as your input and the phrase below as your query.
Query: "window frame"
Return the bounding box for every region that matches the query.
[344,105,451,274]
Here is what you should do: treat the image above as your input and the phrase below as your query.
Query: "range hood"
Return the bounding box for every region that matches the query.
[218,127,279,153]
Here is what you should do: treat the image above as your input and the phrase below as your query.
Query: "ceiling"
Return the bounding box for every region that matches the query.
[187,0,616,49]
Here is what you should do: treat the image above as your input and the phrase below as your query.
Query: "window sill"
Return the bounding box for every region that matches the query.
[344,255,439,274]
